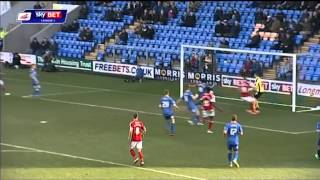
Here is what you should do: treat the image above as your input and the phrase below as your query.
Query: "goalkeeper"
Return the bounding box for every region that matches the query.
[254,73,264,110]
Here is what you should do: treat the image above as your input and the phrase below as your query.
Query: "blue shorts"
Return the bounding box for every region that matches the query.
[227,143,239,151]
[188,105,198,113]
[163,114,173,120]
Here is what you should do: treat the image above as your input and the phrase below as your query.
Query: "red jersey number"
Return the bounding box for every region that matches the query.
[130,120,144,141]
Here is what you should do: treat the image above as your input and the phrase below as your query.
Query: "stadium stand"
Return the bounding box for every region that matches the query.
[52,1,320,82]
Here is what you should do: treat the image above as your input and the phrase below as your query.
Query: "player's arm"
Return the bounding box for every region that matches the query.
[192,94,199,100]
[173,103,179,110]
[223,127,227,137]
[239,125,244,136]
[128,126,133,141]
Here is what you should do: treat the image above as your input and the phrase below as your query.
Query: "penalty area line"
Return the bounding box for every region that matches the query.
[37,97,299,135]
[0,143,206,180]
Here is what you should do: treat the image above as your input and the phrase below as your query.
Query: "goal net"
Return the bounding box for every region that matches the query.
[180,44,320,113]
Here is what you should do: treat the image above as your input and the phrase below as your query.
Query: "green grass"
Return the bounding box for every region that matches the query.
[1,69,319,180]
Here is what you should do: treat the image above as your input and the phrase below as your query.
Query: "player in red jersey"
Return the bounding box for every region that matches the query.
[128,113,146,166]
[238,77,259,115]
[200,87,216,133]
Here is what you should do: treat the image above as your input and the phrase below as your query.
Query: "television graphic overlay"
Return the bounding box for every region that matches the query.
[17,9,67,24]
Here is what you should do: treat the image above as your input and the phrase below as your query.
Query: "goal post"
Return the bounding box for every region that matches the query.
[180,44,299,112]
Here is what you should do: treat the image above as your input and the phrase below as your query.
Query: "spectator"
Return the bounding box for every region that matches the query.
[42,50,57,72]
[190,52,199,71]
[114,8,123,22]
[40,38,50,55]
[105,9,116,21]
[139,24,147,37]
[33,1,44,9]
[270,16,282,33]
[48,39,57,56]
[246,32,261,48]
[300,17,312,39]
[125,65,144,83]
[167,2,178,18]
[148,9,157,24]
[158,9,168,25]
[141,9,150,22]
[229,21,241,37]
[123,1,134,16]
[146,25,155,39]
[263,16,274,32]
[242,59,253,77]
[182,11,196,27]
[119,29,128,44]
[133,2,143,20]
[214,20,223,36]
[12,52,21,69]
[255,8,267,24]
[30,37,40,55]
[252,60,263,77]
[79,27,93,41]
[79,4,88,19]
[232,9,240,21]
[69,20,79,32]
[214,7,224,21]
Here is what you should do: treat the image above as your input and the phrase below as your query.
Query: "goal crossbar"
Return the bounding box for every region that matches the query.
[180,44,297,112]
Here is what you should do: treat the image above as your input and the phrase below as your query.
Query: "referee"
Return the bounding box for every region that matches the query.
[254,73,264,110]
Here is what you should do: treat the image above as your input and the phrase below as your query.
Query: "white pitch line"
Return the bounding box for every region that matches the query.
[0,143,206,180]
[296,107,320,113]
[21,90,104,98]
[38,97,300,135]
[293,130,317,134]
[1,149,38,153]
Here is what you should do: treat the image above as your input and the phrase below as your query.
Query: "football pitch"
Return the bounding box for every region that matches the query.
[1,69,319,180]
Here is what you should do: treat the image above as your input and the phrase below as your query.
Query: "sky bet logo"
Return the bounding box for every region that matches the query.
[17,9,67,24]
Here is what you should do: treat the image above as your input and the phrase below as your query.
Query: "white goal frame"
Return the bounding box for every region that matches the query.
[180,44,298,112]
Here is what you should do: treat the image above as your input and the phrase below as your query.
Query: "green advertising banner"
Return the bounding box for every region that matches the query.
[37,56,92,71]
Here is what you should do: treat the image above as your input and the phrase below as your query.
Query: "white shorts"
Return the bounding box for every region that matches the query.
[130,141,143,149]
[202,110,215,118]
[241,96,256,103]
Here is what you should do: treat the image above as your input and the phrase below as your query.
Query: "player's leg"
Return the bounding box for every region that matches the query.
[227,144,233,167]
[33,83,41,96]
[164,115,171,133]
[315,139,320,160]
[232,145,240,168]
[170,116,176,135]
[129,142,139,163]
[207,111,215,133]
[137,141,144,166]
[195,108,203,125]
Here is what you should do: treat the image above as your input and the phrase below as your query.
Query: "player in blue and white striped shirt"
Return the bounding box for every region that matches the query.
[30,64,41,96]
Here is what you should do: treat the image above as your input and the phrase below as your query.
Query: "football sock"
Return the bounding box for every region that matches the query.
[233,151,239,161]
[130,149,136,159]
[138,151,144,161]
[318,149,320,157]
[208,121,213,130]
[228,152,232,162]
[171,123,176,134]
[192,114,197,124]
[165,121,170,132]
